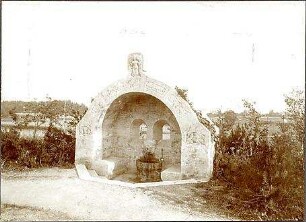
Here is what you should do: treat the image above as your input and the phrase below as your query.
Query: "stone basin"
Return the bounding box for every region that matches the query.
[136,159,162,182]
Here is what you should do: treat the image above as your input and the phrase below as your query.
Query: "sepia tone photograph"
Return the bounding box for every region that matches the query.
[1,1,305,221]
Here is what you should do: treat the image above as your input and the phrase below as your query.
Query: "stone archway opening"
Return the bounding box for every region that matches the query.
[101,92,182,176]
[153,120,170,141]
[131,119,148,140]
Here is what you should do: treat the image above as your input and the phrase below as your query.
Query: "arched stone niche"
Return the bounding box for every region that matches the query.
[101,92,181,172]
[130,119,147,140]
[153,120,170,141]
[75,55,216,181]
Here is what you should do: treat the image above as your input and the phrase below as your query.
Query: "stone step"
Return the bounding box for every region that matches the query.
[88,170,99,177]
[75,164,91,180]
[161,165,181,181]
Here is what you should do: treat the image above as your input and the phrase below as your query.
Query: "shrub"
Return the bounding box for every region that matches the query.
[42,126,75,167]
[1,126,75,169]
[265,130,304,219]
[16,138,44,168]
[214,96,304,220]
[1,130,20,162]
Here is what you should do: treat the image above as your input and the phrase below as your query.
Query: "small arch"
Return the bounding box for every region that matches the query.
[162,124,171,140]
[131,119,147,140]
[153,120,170,141]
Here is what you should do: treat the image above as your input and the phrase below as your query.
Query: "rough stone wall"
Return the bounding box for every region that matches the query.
[102,93,181,172]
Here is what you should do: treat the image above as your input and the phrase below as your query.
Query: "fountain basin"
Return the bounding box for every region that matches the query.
[136,159,162,182]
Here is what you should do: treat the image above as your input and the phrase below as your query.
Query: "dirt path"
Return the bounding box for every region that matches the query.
[1,168,238,221]
[0,204,77,221]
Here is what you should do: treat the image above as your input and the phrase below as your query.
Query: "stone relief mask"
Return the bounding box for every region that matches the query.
[128,53,144,77]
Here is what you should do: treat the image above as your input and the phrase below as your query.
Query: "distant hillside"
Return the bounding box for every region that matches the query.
[1,100,88,118]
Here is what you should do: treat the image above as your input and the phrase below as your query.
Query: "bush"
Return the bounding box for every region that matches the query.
[43,126,75,166]
[265,131,304,219]
[1,130,20,162]
[16,138,44,168]
[1,126,75,169]
[214,97,304,220]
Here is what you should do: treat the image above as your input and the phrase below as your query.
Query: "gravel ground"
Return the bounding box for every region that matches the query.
[1,168,238,221]
[0,204,76,221]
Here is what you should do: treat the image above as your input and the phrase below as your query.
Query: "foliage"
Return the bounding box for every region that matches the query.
[284,88,305,145]
[214,101,270,182]
[1,129,20,164]
[1,127,75,169]
[5,98,87,139]
[1,98,87,169]
[42,126,75,166]
[220,110,238,131]
[175,86,218,142]
[16,138,45,168]
[214,92,304,220]
[12,98,54,139]
[66,108,87,136]
[175,86,189,103]
[2,99,87,118]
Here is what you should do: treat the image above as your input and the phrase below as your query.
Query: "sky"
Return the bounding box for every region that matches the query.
[2,1,305,113]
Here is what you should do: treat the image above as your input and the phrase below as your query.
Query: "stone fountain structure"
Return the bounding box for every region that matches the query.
[75,52,218,182]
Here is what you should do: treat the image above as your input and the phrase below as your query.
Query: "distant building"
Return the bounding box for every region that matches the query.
[259,116,288,124]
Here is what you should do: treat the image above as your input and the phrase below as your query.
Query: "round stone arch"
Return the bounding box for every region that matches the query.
[130,119,148,139]
[100,92,182,171]
[153,119,171,141]
[102,92,181,143]
[75,75,215,180]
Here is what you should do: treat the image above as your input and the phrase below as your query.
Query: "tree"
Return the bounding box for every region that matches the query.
[260,89,305,219]
[7,98,88,139]
[284,89,305,145]
[66,108,88,136]
[9,97,59,139]
[214,100,270,187]
[43,126,75,166]
[0,129,20,168]
[222,110,238,131]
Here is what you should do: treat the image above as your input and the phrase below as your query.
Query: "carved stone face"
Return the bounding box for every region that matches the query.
[128,52,144,77]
